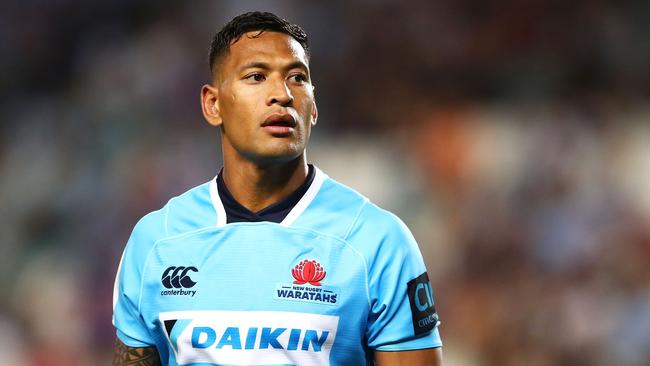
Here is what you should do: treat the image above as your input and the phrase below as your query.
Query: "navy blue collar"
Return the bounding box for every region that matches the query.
[216,165,315,224]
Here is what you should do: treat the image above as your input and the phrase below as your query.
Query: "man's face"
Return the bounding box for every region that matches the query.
[204,31,317,165]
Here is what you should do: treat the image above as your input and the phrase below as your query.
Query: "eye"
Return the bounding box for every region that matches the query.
[288,73,308,84]
[244,73,266,82]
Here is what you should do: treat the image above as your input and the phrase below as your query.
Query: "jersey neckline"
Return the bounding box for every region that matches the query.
[209,165,327,228]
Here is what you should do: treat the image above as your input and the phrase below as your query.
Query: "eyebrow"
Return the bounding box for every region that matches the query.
[239,60,309,74]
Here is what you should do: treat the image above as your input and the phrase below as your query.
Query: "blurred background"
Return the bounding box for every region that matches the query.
[1,0,649,365]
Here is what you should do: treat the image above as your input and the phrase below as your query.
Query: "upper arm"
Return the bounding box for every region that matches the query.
[113,338,162,366]
[113,211,166,347]
[374,347,443,366]
[348,206,442,349]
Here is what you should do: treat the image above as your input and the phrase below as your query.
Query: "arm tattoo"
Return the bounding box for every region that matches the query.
[113,338,162,366]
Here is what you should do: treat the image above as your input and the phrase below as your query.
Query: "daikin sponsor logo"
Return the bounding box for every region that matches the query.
[159,310,339,365]
[276,259,340,306]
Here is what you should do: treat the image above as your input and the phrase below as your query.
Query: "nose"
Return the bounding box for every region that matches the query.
[267,78,293,106]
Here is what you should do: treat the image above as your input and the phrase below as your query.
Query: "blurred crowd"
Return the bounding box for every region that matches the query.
[1,1,648,365]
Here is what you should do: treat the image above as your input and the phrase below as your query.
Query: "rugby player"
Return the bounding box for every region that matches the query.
[112,11,442,366]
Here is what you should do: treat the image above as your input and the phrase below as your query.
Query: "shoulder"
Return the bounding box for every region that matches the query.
[163,180,218,234]
[127,208,167,251]
[164,180,212,219]
[127,180,215,252]
[352,200,410,235]
[324,178,421,267]
[321,177,428,296]
[291,169,369,238]
[313,171,418,253]
[346,200,420,259]
[321,174,413,243]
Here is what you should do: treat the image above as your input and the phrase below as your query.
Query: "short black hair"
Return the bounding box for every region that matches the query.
[208,11,310,74]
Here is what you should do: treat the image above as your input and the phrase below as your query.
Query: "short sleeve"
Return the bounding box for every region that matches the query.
[347,204,442,350]
[112,210,165,347]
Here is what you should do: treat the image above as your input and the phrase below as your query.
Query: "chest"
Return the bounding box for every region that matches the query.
[139,225,370,365]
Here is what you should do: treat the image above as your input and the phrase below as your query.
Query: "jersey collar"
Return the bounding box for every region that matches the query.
[209,165,326,228]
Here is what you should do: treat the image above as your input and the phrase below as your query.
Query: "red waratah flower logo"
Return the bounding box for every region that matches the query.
[292,259,326,286]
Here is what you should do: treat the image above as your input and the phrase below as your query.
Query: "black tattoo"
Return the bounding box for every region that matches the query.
[113,338,162,366]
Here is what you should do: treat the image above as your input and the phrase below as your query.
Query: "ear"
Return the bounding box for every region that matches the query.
[311,85,318,126]
[311,101,318,126]
[201,84,222,127]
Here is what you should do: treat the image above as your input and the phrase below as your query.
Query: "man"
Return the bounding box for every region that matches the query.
[112,11,442,366]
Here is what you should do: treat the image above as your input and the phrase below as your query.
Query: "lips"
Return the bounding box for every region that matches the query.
[261,113,296,136]
[262,113,297,128]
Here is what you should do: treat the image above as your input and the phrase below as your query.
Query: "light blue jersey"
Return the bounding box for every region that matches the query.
[113,167,441,365]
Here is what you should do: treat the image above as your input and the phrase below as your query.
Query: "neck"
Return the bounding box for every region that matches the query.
[222,155,308,213]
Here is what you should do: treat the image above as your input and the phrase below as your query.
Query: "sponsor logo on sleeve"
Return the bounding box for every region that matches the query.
[161,266,198,297]
[159,310,339,365]
[406,272,440,335]
[275,259,340,306]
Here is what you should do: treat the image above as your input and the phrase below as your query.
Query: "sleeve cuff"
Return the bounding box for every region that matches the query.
[116,328,155,348]
[373,329,442,351]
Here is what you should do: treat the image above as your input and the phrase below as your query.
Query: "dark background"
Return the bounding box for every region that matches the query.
[1,1,649,365]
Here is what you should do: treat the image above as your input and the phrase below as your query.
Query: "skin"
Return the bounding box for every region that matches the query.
[112,338,161,366]
[375,348,443,366]
[202,30,317,212]
[113,30,442,366]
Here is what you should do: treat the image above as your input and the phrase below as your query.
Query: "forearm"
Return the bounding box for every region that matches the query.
[112,338,162,366]
[375,347,443,366]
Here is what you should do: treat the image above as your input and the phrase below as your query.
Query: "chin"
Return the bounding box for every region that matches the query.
[253,146,304,164]
[265,140,304,155]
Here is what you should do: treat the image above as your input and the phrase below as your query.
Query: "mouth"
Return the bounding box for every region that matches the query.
[261,113,297,136]
[262,113,297,128]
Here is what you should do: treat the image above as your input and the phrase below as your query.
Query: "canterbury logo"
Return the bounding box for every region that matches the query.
[162,266,198,289]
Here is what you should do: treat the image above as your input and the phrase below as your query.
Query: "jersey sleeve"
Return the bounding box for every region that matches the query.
[112,210,166,347]
[347,203,442,351]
